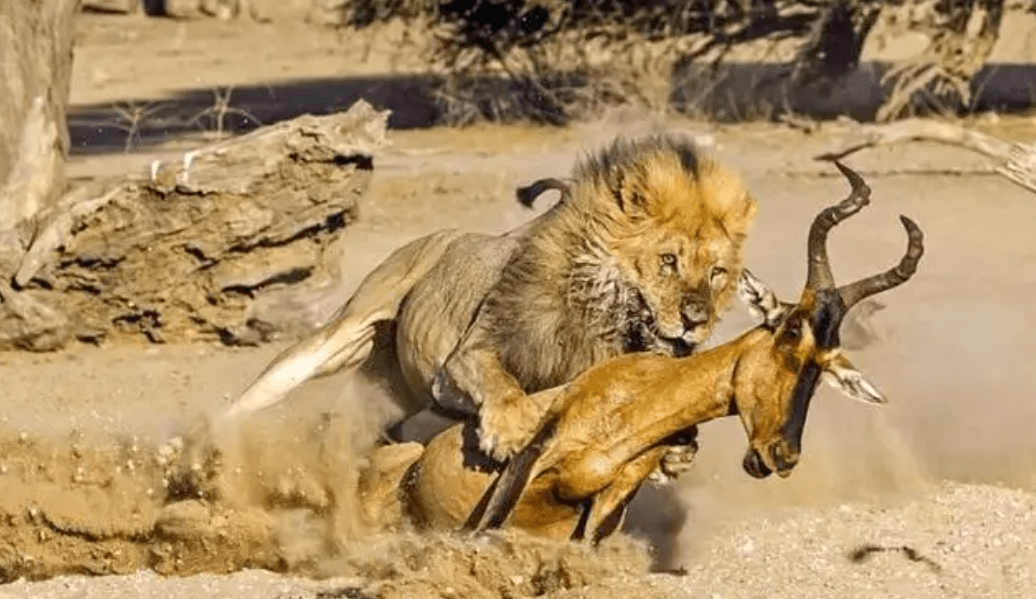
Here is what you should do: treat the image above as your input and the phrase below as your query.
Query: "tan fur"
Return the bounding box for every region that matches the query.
[363,162,925,543]
[222,134,757,478]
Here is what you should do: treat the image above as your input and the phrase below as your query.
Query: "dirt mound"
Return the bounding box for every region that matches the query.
[318,531,653,599]
[0,422,292,581]
[6,416,1034,599]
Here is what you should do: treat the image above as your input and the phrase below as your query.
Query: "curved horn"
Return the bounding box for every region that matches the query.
[806,161,872,290]
[838,215,925,309]
[516,177,570,208]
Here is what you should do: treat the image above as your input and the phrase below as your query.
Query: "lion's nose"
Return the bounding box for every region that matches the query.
[681,297,709,329]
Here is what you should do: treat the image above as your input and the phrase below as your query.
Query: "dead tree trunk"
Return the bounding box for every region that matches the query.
[0,101,390,351]
[0,0,81,231]
[0,0,81,351]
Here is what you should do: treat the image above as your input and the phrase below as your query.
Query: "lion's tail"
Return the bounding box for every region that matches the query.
[516,177,570,209]
[220,229,464,422]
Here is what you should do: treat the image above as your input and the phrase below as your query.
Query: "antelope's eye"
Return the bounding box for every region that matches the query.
[659,253,678,274]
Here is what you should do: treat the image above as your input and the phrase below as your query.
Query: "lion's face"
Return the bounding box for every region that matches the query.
[581,136,757,358]
[614,221,742,356]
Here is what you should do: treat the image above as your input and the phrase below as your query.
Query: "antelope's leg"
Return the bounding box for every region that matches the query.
[222,230,463,421]
[458,384,571,532]
[461,414,561,533]
[548,414,696,504]
[568,446,669,544]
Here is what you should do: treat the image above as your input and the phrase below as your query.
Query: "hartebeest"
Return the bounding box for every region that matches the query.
[360,161,924,544]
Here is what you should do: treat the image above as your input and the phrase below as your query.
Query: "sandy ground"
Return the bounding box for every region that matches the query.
[2,10,1036,599]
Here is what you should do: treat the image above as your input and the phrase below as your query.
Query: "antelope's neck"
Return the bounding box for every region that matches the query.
[672,328,767,423]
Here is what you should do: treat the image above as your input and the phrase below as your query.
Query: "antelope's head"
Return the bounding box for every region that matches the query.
[731,161,924,480]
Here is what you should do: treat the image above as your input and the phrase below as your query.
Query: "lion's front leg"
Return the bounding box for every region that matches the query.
[434,342,555,462]
[478,386,561,462]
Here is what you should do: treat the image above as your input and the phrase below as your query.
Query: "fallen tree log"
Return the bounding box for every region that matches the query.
[0,99,390,351]
[817,118,1036,194]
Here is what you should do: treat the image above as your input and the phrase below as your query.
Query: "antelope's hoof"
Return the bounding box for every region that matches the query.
[649,445,699,485]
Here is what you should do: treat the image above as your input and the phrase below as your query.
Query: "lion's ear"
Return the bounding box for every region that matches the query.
[609,166,652,218]
[720,193,757,244]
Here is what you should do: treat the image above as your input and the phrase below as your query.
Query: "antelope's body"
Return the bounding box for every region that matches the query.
[397,330,786,540]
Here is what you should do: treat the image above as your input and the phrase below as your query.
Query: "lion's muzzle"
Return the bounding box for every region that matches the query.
[658,292,714,347]
[680,294,712,341]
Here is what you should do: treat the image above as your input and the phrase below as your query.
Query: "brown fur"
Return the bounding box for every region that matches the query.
[221,134,757,478]
[361,162,925,543]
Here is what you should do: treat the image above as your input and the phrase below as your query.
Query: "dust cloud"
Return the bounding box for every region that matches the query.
[0,369,660,599]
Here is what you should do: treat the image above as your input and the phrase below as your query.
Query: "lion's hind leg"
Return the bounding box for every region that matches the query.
[221,229,465,422]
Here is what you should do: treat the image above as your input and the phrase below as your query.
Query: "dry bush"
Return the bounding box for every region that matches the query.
[337,0,1025,125]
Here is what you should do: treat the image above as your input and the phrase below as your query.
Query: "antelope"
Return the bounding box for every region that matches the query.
[361,161,924,544]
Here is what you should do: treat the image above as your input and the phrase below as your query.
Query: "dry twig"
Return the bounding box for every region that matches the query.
[110,100,169,152]
[187,87,264,140]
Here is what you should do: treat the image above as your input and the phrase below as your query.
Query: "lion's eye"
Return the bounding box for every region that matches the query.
[710,266,728,286]
[659,253,678,274]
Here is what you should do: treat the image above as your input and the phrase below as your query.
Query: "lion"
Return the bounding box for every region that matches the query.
[219,133,758,475]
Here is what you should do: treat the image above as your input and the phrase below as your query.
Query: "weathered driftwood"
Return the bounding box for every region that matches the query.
[818,118,1036,194]
[0,100,389,351]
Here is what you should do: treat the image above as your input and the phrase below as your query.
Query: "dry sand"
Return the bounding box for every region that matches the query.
[2,10,1036,599]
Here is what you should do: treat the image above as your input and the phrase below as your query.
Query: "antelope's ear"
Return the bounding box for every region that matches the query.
[737,269,788,326]
[821,351,886,405]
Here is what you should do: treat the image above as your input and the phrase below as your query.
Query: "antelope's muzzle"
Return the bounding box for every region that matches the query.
[742,441,800,479]
[742,447,772,479]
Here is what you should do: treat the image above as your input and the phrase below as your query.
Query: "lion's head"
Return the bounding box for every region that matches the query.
[570,134,758,357]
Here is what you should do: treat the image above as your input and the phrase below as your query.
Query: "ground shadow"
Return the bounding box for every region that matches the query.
[673,60,1036,121]
[67,60,1036,157]
[68,73,447,156]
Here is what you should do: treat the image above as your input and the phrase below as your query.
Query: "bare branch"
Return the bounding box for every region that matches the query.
[818,119,1036,194]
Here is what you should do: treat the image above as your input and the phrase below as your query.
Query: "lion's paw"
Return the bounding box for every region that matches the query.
[647,444,699,486]
[476,397,544,463]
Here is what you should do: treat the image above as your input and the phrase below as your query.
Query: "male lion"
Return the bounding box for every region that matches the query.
[220,134,758,472]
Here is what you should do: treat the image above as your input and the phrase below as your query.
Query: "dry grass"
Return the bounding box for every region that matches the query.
[331,0,1025,126]
[81,87,264,152]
